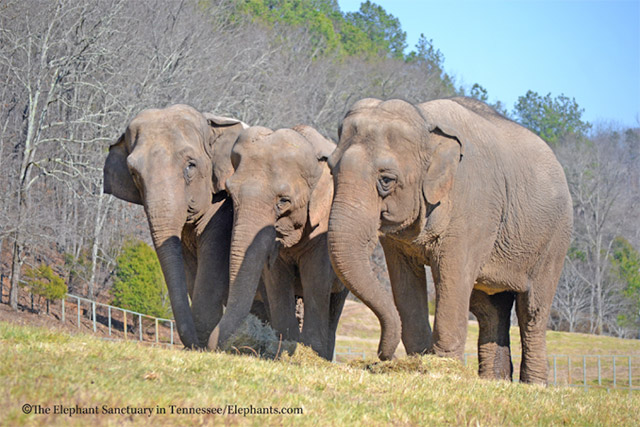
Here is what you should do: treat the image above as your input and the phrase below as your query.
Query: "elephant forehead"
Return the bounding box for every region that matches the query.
[128,116,203,152]
[238,132,315,170]
[268,129,315,155]
[343,112,421,149]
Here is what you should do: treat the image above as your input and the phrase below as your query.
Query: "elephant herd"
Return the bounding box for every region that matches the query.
[103,97,572,385]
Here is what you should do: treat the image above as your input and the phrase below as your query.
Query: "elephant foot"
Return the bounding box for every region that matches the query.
[519,365,548,385]
[432,344,465,361]
[478,343,513,381]
[207,326,221,351]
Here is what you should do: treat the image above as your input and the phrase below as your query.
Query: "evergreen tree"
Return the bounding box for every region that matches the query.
[345,0,407,58]
[610,237,640,336]
[513,90,591,145]
[111,240,172,318]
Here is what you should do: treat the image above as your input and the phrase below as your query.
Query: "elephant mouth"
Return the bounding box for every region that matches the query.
[275,226,303,248]
[380,214,421,238]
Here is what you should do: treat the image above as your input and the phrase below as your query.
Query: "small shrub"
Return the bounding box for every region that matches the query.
[110,240,171,319]
[22,264,67,313]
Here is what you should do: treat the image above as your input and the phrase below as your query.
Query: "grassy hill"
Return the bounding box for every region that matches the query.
[2,312,640,426]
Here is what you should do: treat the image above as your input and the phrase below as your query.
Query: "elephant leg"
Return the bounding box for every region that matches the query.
[470,290,515,380]
[516,237,566,385]
[327,286,349,361]
[299,246,333,360]
[515,291,550,384]
[263,257,300,342]
[191,209,232,347]
[431,260,475,360]
[182,246,197,300]
[381,238,432,354]
[250,277,271,325]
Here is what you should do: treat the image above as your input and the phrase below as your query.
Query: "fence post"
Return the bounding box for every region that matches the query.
[597,356,601,386]
[61,297,65,323]
[170,321,174,346]
[1,274,4,304]
[92,301,96,333]
[77,297,80,329]
[108,306,112,336]
[138,314,143,341]
[155,318,159,344]
[553,356,557,386]
[629,356,632,389]
[582,356,586,388]
[123,309,127,340]
[613,356,617,388]
[568,356,572,386]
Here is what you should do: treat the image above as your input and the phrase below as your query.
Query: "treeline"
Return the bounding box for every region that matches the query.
[0,0,638,338]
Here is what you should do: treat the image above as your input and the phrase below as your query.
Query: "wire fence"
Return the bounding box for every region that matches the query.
[0,276,179,347]
[60,293,177,346]
[1,278,638,392]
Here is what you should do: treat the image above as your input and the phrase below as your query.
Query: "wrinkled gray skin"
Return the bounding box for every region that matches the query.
[103,104,268,349]
[208,125,349,360]
[327,97,572,384]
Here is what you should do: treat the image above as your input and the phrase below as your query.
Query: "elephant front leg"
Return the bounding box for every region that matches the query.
[299,248,334,360]
[470,289,515,380]
[431,261,475,360]
[381,238,432,355]
[191,224,231,348]
[263,258,300,343]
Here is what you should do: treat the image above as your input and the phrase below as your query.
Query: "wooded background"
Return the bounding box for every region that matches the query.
[1,0,638,338]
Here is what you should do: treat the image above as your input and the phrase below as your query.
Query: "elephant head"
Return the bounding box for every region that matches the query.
[103,104,247,348]
[327,98,465,360]
[208,125,335,350]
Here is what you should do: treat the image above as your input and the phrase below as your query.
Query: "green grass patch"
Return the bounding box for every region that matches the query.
[1,321,639,426]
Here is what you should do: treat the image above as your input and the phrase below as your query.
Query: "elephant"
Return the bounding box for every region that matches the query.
[327,97,573,384]
[103,104,268,349]
[207,125,349,360]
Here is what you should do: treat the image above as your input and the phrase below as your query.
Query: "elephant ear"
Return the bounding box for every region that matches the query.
[292,125,336,160]
[202,112,249,193]
[422,135,461,205]
[291,125,336,229]
[293,125,336,228]
[417,99,474,205]
[308,161,334,230]
[103,134,142,205]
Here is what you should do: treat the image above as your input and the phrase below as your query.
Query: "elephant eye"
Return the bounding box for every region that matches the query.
[276,196,291,215]
[377,173,397,197]
[184,160,197,182]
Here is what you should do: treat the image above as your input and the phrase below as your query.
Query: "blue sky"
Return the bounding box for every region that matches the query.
[337,0,640,128]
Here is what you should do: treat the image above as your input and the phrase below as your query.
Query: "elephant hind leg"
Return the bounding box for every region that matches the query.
[470,290,515,381]
[516,234,567,385]
[515,291,550,384]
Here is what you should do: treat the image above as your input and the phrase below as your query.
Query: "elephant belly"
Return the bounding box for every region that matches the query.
[473,281,510,295]
[475,262,530,295]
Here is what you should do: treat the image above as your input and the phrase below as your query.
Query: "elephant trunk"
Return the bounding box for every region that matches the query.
[208,201,276,350]
[145,196,198,349]
[328,184,401,360]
